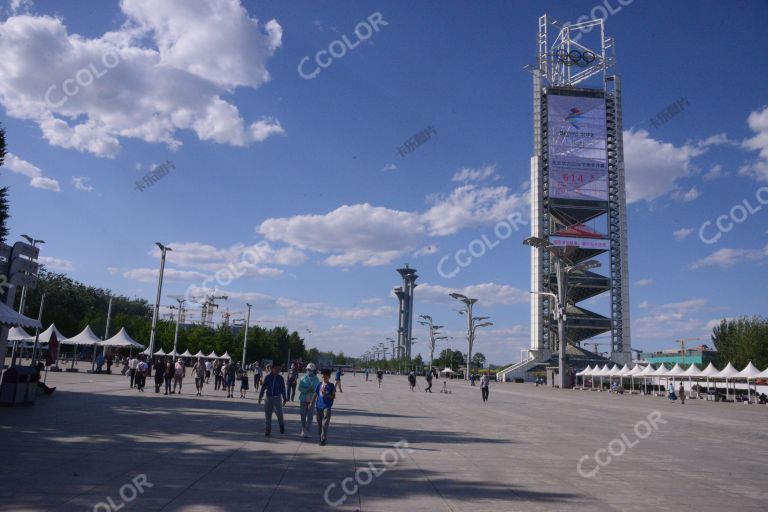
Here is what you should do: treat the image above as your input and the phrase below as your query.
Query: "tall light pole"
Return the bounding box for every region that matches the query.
[148,242,171,372]
[17,234,44,315]
[418,315,443,375]
[386,337,396,360]
[242,303,252,367]
[171,296,185,360]
[449,293,477,380]
[525,235,600,388]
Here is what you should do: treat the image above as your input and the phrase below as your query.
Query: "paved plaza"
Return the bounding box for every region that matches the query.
[1,368,766,511]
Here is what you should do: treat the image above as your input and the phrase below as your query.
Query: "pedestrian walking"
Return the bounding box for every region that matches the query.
[298,363,319,438]
[205,359,212,384]
[480,372,490,402]
[425,371,433,393]
[679,382,685,405]
[128,355,139,388]
[192,358,206,396]
[316,368,336,446]
[335,368,343,393]
[224,361,237,398]
[253,362,263,390]
[106,354,113,374]
[136,357,148,392]
[121,358,129,376]
[287,363,298,401]
[213,360,223,390]
[239,366,250,398]
[153,359,164,393]
[173,358,185,394]
[259,365,287,436]
[164,358,174,395]
[364,368,369,382]
[408,371,416,391]
[376,369,383,388]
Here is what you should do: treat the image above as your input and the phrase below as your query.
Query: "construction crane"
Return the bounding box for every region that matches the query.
[167,295,188,325]
[189,293,228,327]
[675,337,701,366]
[221,309,244,328]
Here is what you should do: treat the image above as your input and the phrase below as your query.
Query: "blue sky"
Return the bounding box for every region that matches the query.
[1,0,767,364]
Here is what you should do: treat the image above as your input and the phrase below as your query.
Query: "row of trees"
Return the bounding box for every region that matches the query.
[712,316,768,369]
[19,270,308,366]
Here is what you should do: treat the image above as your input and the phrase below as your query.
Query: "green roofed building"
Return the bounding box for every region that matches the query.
[642,345,718,367]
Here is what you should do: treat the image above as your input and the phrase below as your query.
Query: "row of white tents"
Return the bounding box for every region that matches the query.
[576,361,768,402]
[7,324,232,361]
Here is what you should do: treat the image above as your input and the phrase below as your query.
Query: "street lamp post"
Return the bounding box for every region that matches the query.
[241,303,252,367]
[418,315,443,375]
[17,235,44,315]
[525,236,600,389]
[449,293,486,380]
[148,242,171,373]
[171,296,185,361]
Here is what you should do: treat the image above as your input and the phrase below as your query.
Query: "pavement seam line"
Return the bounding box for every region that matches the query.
[261,431,304,512]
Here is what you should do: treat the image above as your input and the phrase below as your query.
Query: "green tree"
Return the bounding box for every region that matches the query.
[712,316,768,369]
[472,352,487,368]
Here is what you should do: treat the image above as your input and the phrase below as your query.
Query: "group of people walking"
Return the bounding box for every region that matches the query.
[257,363,337,445]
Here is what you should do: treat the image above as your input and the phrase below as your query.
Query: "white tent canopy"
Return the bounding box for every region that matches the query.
[0,301,42,329]
[616,364,632,377]
[666,363,687,377]
[221,351,232,360]
[102,327,144,348]
[637,364,657,377]
[596,364,613,377]
[713,362,740,379]
[757,366,768,379]
[681,363,702,377]
[62,325,101,346]
[206,351,219,359]
[8,326,33,340]
[650,364,670,377]
[699,362,720,377]
[153,348,167,356]
[608,365,624,377]
[628,364,647,376]
[737,361,762,378]
[179,349,193,357]
[33,323,69,343]
[440,367,454,373]
[576,365,593,376]
[192,350,205,358]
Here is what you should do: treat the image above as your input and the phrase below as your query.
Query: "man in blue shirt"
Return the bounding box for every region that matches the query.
[315,369,336,446]
[259,365,287,436]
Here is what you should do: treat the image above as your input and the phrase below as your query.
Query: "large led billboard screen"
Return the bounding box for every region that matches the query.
[547,92,608,201]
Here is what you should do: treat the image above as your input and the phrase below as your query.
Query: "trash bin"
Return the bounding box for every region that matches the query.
[0,366,39,405]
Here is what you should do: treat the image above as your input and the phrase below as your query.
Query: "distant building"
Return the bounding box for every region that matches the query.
[642,345,717,366]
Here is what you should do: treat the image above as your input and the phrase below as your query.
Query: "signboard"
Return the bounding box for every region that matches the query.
[549,236,610,250]
[547,93,608,201]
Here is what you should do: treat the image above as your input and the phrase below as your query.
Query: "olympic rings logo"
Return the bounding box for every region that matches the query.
[553,49,596,67]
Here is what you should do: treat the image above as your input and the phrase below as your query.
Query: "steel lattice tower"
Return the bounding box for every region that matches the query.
[529,15,631,365]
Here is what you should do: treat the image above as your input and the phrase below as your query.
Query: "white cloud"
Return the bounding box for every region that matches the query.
[381,163,397,172]
[421,185,528,236]
[259,204,423,267]
[0,1,283,158]
[702,164,724,181]
[150,241,305,275]
[691,244,768,269]
[634,278,653,287]
[257,179,528,267]
[123,267,209,283]
[2,152,60,191]
[417,282,530,306]
[632,298,711,340]
[623,129,704,203]
[414,245,438,257]
[106,267,119,274]
[8,0,33,15]
[71,176,94,192]
[39,256,74,272]
[451,164,499,183]
[673,228,693,241]
[698,133,737,148]
[672,187,701,202]
[740,105,768,182]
